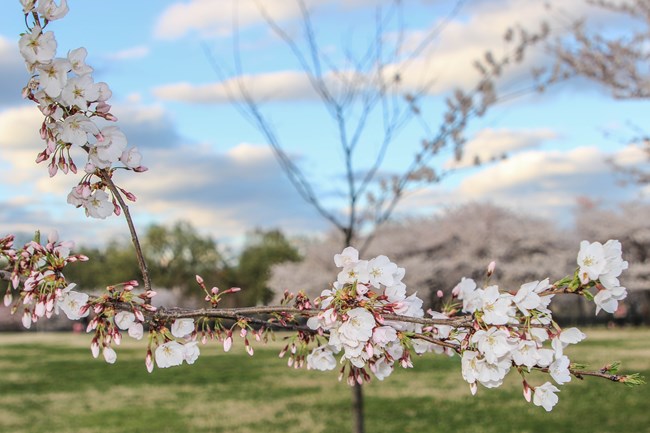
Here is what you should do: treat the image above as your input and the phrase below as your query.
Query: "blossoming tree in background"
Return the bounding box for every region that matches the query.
[0,2,645,432]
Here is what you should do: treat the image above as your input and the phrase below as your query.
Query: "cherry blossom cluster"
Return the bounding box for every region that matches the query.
[1,231,87,328]
[3,0,643,418]
[577,240,628,314]
[303,247,436,384]
[297,242,632,411]
[18,0,145,219]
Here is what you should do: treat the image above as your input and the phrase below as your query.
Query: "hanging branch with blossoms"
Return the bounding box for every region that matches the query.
[1,0,644,416]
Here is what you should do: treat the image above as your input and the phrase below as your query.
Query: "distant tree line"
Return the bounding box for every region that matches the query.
[269,202,650,325]
[64,222,301,308]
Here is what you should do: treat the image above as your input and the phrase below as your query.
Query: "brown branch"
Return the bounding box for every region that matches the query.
[99,170,151,292]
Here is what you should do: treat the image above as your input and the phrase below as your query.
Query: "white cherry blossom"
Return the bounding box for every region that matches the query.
[533,382,560,412]
[480,285,515,325]
[59,113,100,147]
[552,328,586,358]
[19,27,57,67]
[549,355,572,385]
[155,341,185,368]
[36,58,70,97]
[84,190,114,219]
[61,75,100,108]
[114,311,135,330]
[513,279,550,316]
[338,307,375,348]
[171,318,195,338]
[57,286,89,320]
[367,255,398,287]
[471,327,516,364]
[594,285,627,314]
[334,246,359,268]
[67,47,93,76]
[120,147,143,169]
[307,346,337,371]
[37,0,69,21]
[183,342,200,364]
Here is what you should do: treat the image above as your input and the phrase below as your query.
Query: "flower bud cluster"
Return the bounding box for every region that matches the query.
[1,230,88,328]
[18,1,145,219]
[84,280,155,365]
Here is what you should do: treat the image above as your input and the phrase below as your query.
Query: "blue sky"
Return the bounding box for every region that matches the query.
[0,0,648,247]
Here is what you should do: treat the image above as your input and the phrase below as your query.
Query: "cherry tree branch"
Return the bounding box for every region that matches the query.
[99,170,151,292]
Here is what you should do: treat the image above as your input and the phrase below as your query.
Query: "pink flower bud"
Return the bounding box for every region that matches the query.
[487,261,496,277]
[22,311,32,329]
[3,292,12,307]
[91,340,100,358]
[223,336,233,352]
[436,290,444,298]
[35,301,46,317]
[523,382,532,402]
[95,102,111,114]
[145,350,154,373]
[195,275,204,285]
[211,287,219,294]
[134,309,145,322]
[246,344,254,356]
[69,160,77,174]
[48,161,58,177]
[35,151,48,163]
[240,328,247,338]
[470,382,478,396]
[133,166,148,172]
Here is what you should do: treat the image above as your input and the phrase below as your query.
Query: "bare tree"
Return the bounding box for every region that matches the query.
[551,0,650,99]
[547,0,650,184]
[203,1,551,432]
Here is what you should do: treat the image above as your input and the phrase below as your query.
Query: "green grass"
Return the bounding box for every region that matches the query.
[1,328,649,433]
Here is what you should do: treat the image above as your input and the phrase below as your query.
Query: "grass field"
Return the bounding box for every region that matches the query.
[1,328,649,433]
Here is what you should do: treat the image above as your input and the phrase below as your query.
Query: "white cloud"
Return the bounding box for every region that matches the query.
[154,0,306,40]
[402,145,647,222]
[0,102,326,246]
[447,127,559,168]
[153,0,387,40]
[152,0,600,105]
[153,71,318,103]
[105,45,150,61]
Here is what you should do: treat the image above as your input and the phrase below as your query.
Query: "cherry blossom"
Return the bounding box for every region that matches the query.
[155,341,185,368]
[549,355,572,385]
[532,382,560,412]
[307,346,337,371]
[37,0,69,21]
[171,318,195,338]
[36,58,70,97]
[67,47,93,76]
[57,286,89,320]
[18,26,56,67]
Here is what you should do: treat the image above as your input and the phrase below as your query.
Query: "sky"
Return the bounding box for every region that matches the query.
[0,0,649,249]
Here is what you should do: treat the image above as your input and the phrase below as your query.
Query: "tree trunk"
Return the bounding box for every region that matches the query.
[352,381,365,433]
